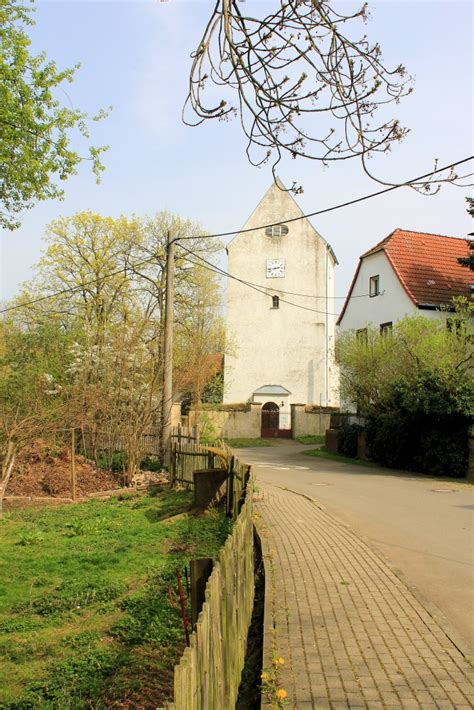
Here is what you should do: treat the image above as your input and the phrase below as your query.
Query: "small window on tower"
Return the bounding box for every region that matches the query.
[265,224,289,237]
[272,295,280,309]
[369,275,380,297]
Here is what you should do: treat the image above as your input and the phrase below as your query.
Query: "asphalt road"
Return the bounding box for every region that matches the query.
[239,442,474,656]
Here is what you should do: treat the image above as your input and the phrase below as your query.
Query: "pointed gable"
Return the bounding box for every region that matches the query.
[227,179,337,263]
[337,229,471,324]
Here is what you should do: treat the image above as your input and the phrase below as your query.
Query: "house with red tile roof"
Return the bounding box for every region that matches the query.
[337,229,472,333]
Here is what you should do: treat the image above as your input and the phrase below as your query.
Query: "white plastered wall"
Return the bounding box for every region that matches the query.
[224,182,338,413]
[339,251,417,332]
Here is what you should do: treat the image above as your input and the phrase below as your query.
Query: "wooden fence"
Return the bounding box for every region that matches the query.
[165,475,254,710]
[167,442,218,486]
[79,425,197,466]
[169,441,251,519]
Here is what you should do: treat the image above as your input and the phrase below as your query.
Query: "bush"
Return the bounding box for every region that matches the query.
[337,424,360,458]
[97,451,126,472]
[140,455,162,472]
[365,370,473,477]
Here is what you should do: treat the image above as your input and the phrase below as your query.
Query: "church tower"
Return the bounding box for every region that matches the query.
[223,181,338,435]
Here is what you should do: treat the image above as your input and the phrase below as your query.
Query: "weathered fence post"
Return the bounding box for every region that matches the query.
[226,456,235,518]
[71,428,77,501]
[0,442,16,518]
[170,442,176,487]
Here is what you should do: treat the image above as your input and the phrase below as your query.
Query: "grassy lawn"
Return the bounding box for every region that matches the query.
[303,447,379,468]
[224,438,275,448]
[294,434,325,445]
[0,488,231,708]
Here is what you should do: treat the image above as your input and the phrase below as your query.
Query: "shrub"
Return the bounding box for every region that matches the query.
[140,455,162,472]
[365,370,473,477]
[97,451,125,472]
[336,424,360,458]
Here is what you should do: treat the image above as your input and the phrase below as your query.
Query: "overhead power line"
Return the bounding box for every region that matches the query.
[174,156,474,241]
[0,255,158,315]
[1,154,471,317]
[178,244,341,316]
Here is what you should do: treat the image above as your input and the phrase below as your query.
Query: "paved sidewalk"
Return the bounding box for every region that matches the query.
[255,484,473,709]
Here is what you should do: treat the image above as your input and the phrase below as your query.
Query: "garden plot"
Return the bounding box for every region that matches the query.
[0,488,231,708]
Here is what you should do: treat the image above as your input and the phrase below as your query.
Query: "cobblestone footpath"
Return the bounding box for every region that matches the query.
[255,484,473,709]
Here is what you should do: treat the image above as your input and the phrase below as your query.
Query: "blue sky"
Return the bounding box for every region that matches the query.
[1,0,473,309]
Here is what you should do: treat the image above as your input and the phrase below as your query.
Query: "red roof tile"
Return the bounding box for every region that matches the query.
[338,229,472,324]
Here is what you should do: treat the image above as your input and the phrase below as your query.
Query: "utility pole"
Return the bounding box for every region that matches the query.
[161,230,175,458]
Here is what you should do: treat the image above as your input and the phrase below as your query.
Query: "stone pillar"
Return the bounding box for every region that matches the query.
[291,404,306,438]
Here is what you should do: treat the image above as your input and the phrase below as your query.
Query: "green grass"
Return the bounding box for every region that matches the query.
[0,489,232,708]
[303,447,379,467]
[225,437,275,448]
[303,448,474,482]
[294,434,325,445]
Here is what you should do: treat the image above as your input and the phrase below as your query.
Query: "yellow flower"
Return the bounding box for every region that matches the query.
[261,672,269,682]
[275,657,285,665]
[276,688,288,700]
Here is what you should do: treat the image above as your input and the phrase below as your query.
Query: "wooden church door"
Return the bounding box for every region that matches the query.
[261,402,279,438]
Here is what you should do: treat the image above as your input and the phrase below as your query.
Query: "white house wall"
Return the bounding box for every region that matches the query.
[224,183,338,411]
[339,251,417,332]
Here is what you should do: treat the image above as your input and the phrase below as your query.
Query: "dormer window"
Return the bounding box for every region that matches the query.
[271,295,280,309]
[369,275,380,297]
[265,224,289,237]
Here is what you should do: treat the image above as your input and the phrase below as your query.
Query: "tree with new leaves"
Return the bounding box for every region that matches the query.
[186,0,471,193]
[7,210,223,478]
[174,264,225,441]
[336,305,473,415]
[458,197,474,271]
[0,0,108,230]
[336,304,473,475]
[0,319,76,502]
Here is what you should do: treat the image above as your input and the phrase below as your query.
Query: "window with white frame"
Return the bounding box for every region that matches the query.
[265,224,289,237]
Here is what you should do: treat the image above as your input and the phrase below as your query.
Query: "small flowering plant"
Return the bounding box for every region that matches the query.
[261,655,289,708]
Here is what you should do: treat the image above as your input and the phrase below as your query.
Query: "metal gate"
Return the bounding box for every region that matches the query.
[261,402,279,438]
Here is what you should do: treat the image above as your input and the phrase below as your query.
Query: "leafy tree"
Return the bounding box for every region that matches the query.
[0,319,75,495]
[337,306,473,414]
[7,210,224,474]
[336,306,473,476]
[0,0,108,229]
[174,264,225,441]
[457,197,474,270]
[202,371,224,405]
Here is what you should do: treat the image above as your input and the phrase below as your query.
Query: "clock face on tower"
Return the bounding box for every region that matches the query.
[266,259,285,278]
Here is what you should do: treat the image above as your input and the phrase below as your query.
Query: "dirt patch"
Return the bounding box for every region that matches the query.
[6,442,121,498]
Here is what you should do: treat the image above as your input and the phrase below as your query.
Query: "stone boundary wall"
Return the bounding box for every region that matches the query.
[189,404,341,439]
[188,404,261,439]
[291,404,339,438]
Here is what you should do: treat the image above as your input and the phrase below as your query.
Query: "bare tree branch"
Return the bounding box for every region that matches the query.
[185,0,472,193]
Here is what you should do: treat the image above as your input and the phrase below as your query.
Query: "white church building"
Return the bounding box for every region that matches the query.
[223,181,339,437]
